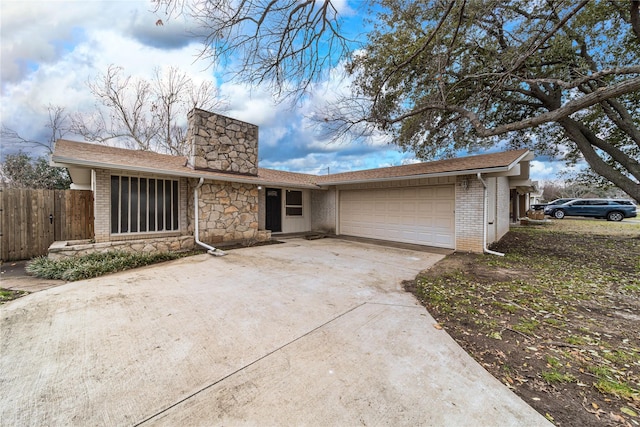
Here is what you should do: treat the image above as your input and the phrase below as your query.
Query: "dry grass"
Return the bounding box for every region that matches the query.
[409,218,640,426]
[542,218,640,236]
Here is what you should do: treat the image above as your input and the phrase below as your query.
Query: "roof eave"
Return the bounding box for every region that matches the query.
[51,157,321,189]
[507,150,534,169]
[320,165,515,186]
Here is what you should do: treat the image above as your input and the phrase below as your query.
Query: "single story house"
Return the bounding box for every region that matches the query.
[49,108,535,258]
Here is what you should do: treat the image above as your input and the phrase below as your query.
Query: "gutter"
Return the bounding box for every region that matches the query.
[194,177,226,256]
[476,173,505,257]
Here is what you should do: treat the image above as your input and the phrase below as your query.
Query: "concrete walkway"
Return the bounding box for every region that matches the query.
[1,259,66,292]
[0,238,550,426]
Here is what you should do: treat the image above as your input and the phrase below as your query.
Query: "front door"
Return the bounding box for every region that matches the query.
[265,188,282,232]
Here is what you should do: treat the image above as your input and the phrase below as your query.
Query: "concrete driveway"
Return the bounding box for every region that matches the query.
[0,238,550,426]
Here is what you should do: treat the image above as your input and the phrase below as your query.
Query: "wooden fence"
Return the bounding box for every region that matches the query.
[1,189,94,261]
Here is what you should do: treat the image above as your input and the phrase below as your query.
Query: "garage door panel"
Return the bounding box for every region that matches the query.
[433,201,454,215]
[435,220,454,232]
[339,185,455,248]
[435,186,454,197]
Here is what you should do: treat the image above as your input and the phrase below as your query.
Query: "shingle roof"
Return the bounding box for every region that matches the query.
[52,140,319,188]
[317,149,530,184]
[52,139,530,188]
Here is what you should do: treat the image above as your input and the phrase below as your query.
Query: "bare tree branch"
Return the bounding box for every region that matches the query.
[181,0,358,100]
[1,104,69,154]
[469,66,640,89]
[72,65,226,155]
[507,1,589,76]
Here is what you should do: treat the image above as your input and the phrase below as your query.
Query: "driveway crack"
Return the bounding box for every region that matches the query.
[134,302,367,426]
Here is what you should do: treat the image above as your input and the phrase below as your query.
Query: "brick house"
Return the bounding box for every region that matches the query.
[50,108,535,258]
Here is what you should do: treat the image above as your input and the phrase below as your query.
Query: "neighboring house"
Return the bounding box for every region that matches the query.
[528,182,542,207]
[50,108,535,258]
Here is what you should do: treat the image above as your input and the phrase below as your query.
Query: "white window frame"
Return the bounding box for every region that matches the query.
[285,189,303,217]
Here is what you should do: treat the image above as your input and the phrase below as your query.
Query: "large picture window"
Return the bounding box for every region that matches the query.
[285,190,303,216]
[111,175,179,234]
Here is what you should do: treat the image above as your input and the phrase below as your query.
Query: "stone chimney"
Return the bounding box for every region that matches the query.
[186,108,258,176]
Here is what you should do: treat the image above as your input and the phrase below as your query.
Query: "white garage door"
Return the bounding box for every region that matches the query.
[339,185,455,248]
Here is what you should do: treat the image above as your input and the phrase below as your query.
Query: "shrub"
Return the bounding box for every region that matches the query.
[26,251,182,281]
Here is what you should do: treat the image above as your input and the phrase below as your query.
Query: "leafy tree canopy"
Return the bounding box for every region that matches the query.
[1,152,71,189]
[158,0,640,201]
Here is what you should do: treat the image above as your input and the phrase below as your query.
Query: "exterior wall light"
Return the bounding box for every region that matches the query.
[461,177,469,190]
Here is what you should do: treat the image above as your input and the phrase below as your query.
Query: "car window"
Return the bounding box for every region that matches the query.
[550,199,573,205]
[571,200,588,205]
[588,200,608,205]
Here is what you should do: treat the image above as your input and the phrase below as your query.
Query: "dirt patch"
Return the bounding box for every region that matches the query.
[406,219,640,426]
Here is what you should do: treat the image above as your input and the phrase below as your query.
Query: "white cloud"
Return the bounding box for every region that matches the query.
[530,160,556,180]
[530,159,586,182]
[0,0,197,88]
[0,7,213,154]
[0,0,567,183]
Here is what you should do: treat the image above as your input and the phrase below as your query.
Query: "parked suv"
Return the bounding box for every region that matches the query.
[531,198,575,211]
[544,199,637,221]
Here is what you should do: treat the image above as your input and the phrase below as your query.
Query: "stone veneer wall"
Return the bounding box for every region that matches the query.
[187,109,258,175]
[190,179,269,244]
[48,236,195,260]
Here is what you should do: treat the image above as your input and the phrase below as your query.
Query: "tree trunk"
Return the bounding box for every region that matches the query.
[559,118,640,203]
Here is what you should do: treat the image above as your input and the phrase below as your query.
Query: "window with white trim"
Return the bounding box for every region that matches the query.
[285,190,303,216]
[110,176,179,234]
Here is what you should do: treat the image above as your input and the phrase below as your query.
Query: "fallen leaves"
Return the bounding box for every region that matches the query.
[489,331,502,340]
[410,224,640,426]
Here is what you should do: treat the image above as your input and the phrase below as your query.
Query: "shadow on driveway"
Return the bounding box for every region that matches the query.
[1,259,66,293]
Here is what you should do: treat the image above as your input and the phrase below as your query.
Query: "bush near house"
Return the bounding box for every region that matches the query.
[406,219,640,426]
[26,251,184,282]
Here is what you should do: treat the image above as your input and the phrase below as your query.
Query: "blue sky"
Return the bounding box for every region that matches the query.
[0,0,571,181]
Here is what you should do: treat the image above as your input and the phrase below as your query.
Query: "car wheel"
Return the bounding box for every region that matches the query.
[553,209,565,219]
[607,211,624,222]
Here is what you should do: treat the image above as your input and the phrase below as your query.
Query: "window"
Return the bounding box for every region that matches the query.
[285,190,303,216]
[111,175,179,234]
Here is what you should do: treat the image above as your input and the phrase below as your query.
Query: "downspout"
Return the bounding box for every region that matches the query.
[194,177,226,256]
[476,173,505,257]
